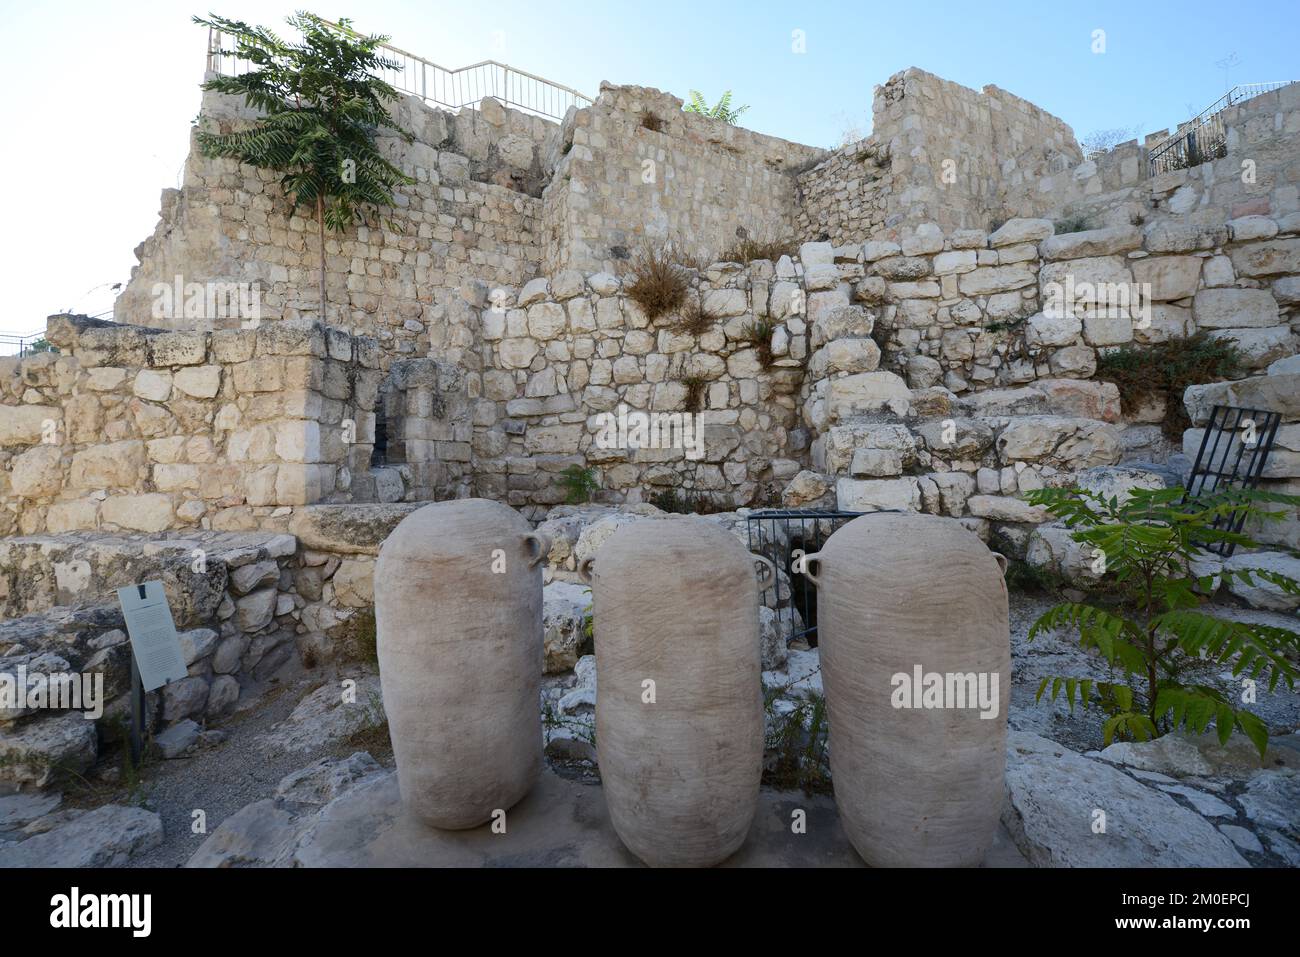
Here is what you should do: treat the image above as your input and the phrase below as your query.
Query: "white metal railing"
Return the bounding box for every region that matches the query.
[1148,81,1296,176]
[205,20,592,122]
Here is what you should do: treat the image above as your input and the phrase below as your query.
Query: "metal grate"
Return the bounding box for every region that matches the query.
[1183,404,1282,557]
[746,509,861,648]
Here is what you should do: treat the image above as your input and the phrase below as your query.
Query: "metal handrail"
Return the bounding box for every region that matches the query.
[205,20,593,122]
[0,331,52,358]
[1148,80,1295,176]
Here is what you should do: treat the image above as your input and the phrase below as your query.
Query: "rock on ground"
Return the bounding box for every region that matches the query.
[0,805,162,867]
[1002,732,1249,867]
[256,674,386,753]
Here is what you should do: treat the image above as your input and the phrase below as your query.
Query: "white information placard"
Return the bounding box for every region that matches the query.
[116,581,188,693]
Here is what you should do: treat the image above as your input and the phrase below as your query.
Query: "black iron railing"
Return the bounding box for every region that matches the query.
[1148,81,1294,176]
[746,509,861,648]
[1183,404,1282,557]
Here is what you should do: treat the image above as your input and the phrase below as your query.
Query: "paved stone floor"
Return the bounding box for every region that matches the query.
[289,767,1030,867]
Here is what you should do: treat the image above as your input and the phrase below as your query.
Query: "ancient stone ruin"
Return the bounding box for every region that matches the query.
[2,37,1298,870]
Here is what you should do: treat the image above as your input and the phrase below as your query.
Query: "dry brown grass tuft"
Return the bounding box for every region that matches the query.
[682,374,709,412]
[675,297,718,336]
[624,243,692,320]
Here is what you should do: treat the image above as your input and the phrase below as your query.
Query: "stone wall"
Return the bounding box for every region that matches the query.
[0,315,393,537]
[808,216,1300,399]
[0,530,299,787]
[796,68,1083,246]
[446,261,819,515]
[1045,83,1300,231]
[541,84,825,274]
[114,87,555,359]
[780,213,1300,549]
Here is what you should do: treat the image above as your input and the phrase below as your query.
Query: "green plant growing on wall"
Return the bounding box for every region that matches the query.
[1094,333,1244,438]
[559,465,599,504]
[193,12,414,323]
[683,90,749,124]
[1052,213,1092,234]
[1025,485,1300,757]
[741,318,777,367]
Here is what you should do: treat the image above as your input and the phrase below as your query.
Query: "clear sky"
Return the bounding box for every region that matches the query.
[1,0,1297,341]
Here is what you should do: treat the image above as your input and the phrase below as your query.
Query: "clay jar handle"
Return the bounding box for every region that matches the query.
[799,550,824,588]
[753,555,778,591]
[991,551,1009,577]
[578,556,595,584]
[524,532,552,569]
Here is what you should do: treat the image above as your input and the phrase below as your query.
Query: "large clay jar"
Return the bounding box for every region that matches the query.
[581,518,774,867]
[803,512,1010,867]
[375,498,550,830]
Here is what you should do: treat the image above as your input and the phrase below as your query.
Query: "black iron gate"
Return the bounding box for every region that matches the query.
[1183,403,1282,557]
[746,509,860,648]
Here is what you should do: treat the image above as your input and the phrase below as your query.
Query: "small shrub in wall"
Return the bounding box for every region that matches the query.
[1094,333,1244,438]
[624,244,692,321]
[682,90,749,125]
[741,318,777,367]
[559,465,599,504]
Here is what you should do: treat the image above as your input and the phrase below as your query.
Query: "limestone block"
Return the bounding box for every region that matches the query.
[1192,287,1280,328]
[1223,551,1300,611]
[800,241,835,266]
[835,477,921,512]
[958,264,1036,296]
[1025,312,1081,348]
[1229,238,1300,278]
[69,440,144,489]
[527,302,567,339]
[101,493,175,532]
[826,371,910,420]
[933,250,977,274]
[173,365,222,398]
[1207,327,1295,368]
[148,331,207,366]
[9,445,62,498]
[0,406,60,447]
[1039,256,1131,292]
[901,223,944,256]
[1081,315,1133,346]
[1040,226,1141,260]
[499,338,540,369]
[989,218,1053,246]
[1131,256,1201,302]
[803,263,840,291]
[966,495,1047,523]
[133,369,172,401]
[825,337,881,374]
[703,288,748,317]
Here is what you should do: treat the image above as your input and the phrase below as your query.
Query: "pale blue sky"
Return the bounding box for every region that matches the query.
[1,0,1297,339]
